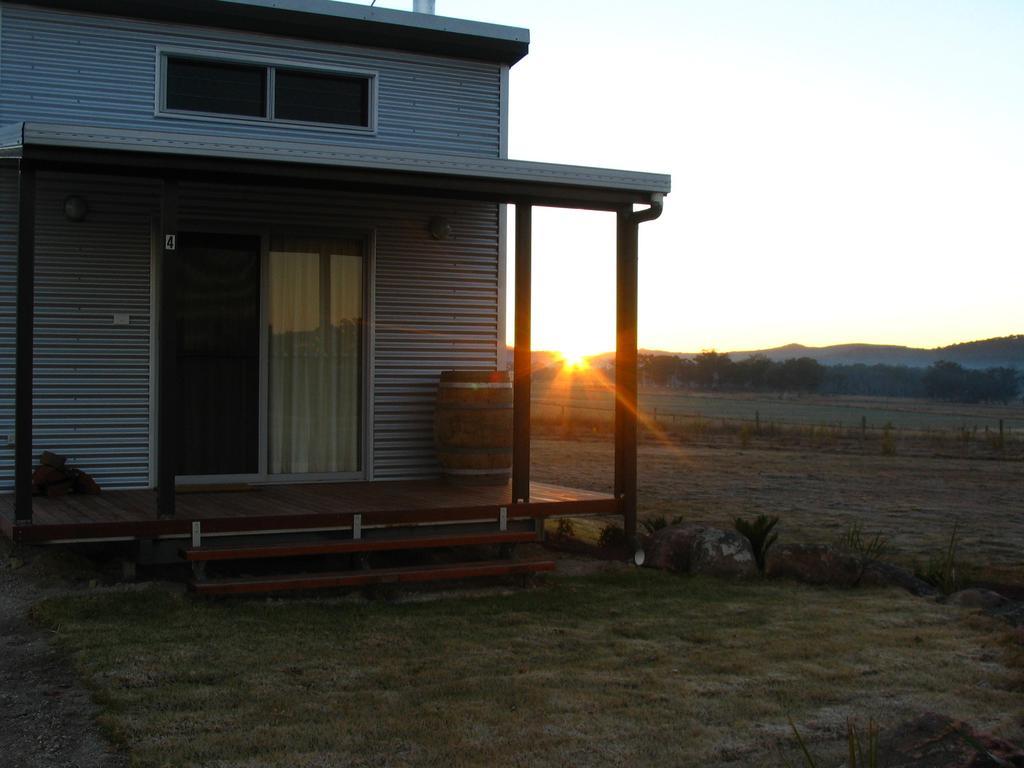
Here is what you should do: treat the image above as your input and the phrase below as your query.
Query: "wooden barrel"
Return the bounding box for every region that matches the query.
[435,370,513,485]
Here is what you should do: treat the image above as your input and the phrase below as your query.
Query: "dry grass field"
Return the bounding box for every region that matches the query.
[531,386,1024,582]
[534,437,1024,573]
[534,381,1024,433]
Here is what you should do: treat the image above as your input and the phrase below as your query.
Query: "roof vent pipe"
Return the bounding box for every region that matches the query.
[413,0,436,14]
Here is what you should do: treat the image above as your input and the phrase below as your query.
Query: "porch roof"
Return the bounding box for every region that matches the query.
[0,122,671,210]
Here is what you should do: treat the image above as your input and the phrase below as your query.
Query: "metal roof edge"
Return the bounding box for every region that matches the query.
[21,123,671,195]
[11,0,531,65]
[0,122,26,150]
[220,0,530,44]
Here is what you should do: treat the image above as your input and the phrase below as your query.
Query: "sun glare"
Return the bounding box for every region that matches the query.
[559,350,591,373]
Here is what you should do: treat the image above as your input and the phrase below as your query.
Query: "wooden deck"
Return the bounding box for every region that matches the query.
[0,480,617,544]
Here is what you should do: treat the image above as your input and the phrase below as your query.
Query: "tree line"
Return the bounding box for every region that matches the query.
[639,353,1021,404]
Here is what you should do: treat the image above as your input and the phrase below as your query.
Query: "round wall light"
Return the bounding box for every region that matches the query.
[64,195,90,222]
[428,216,451,241]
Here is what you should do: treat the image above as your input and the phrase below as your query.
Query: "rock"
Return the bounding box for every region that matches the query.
[944,589,1010,610]
[765,543,862,587]
[765,545,937,595]
[991,602,1024,628]
[879,712,1024,767]
[644,524,757,579]
[644,525,694,572]
[861,561,940,597]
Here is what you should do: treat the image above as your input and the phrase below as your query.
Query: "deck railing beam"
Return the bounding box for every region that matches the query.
[614,208,639,542]
[512,204,532,504]
[14,161,36,523]
[157,179,179,518]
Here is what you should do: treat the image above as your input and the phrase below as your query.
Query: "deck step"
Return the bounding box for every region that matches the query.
[182,530,537,562]
[190,558,557,595]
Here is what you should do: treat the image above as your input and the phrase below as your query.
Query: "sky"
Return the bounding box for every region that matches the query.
[366,1,1024,355]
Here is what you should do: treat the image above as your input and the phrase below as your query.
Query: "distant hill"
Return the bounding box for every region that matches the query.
[724,336,1024,369]
[519,335,1024,371]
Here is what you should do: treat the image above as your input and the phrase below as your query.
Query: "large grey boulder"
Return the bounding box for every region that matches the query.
[644,524,757,579]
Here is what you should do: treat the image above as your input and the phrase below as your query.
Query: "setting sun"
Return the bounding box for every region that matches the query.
[558,350,591,372]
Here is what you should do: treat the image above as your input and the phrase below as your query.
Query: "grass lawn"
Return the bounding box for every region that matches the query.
[32,569,1023,767]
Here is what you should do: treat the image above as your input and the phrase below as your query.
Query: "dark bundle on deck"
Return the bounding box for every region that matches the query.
[31,451,102,497]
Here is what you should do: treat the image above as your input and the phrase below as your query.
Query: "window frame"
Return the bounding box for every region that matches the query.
[155,47,378,134]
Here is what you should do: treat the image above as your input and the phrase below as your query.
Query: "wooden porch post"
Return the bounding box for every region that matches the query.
[14,162,36,523]
[614,209,639,542]
[157,179,179,518]
[512,204,532,504]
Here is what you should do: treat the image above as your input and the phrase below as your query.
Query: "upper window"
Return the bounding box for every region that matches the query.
[160,53,375,130]
[274,69,369,127]
[165,58,267,118]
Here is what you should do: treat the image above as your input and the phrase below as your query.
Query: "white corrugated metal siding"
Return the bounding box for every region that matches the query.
[0,172,499,488]
[30,172,159,488]
[0,169,16,486]
[0,4,502,158]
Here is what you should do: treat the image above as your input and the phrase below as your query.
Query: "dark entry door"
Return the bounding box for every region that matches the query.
[176,232,261,476]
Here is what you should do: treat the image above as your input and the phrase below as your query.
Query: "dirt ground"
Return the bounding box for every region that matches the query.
[532,435,1024,574]
[0,544,125,768]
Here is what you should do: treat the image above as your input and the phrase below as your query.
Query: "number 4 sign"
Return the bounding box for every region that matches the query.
[164,234,176,251]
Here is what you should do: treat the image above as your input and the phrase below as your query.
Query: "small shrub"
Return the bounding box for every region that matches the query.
[734,514,779,574]
[639,514,684,536]
[598,523,628,549]
[881,422,896,455]
[839,521,887,559]
[838,521,888,586]
[553,518,575,540]
[988,431,1005,452]
[782,717,879,768]
[916,521,963,595]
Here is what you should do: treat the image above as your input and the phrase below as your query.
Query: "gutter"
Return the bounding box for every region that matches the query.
[629,192,665,225]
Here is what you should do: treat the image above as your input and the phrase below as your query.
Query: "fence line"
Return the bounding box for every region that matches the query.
[531,399,1021,438]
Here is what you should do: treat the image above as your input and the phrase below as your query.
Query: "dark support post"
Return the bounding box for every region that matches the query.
[512,204,532,505]
[157,179,179,518]
[14,163,36,523]
[614,209,639,543]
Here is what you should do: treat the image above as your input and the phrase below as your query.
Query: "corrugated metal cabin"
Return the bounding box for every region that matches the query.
[0,0,670,592]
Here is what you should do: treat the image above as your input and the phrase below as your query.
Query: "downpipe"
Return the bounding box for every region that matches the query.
[624,193,664,567]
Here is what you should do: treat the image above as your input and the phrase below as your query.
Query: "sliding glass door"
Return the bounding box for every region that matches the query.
[268,237,365,476]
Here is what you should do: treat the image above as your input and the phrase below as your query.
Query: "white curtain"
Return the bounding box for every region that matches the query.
[268,238,363,474]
